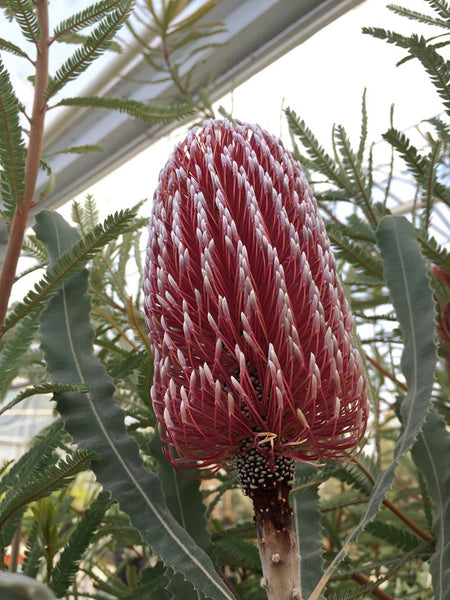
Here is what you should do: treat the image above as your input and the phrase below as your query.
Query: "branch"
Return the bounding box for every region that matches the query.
[0,0,49,325]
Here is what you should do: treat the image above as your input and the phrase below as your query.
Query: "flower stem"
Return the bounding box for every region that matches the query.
[253,482,302,600]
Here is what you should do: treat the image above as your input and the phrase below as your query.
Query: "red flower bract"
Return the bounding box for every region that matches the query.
[144,120,368,474]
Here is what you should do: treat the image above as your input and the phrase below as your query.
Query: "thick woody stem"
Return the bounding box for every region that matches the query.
[0,0,49,326]
[253,482,301,600]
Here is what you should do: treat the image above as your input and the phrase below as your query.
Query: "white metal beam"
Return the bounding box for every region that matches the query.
[38,0,364,210]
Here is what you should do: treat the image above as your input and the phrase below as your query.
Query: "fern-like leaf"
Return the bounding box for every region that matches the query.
[0,208,137,335]
[212,537,261,571]
[418,230,450,270]
[365,520,424,552]
[0,36,32,60]
[383,128,450,204]
[45,1,133,100]
[0,421,66,547]
[333,124,377,226]
[44,143,105,157]
[285,108,351,192]
[428,0,450,21]
[22,519,41,578]
[0,57,26,219]
[0,382,90,417]
[328,230,384,281]
[7,0,39,45]
[53,0,129,39]
[408,35,450,114]
[0,312,39,399]
[387,3,450,28]
[50,491,113,598]
[357,89,368,164]
[0,449,94,530]
[57,95,195,124]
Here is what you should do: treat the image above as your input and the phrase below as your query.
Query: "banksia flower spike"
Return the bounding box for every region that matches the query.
[143,120,368,600]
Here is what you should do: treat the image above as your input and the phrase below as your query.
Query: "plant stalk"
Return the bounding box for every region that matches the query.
[253,482,302,600]
[0,0,49,325]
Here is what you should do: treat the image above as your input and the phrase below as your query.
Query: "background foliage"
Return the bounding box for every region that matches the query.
[0,1,449,599]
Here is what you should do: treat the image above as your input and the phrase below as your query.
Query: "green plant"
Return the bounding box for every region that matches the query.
[0,1,448,599]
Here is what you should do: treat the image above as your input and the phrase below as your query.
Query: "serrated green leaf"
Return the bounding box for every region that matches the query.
[411,408,450,599]
[293,462,324,600]
[37,211,235,600]
[309,216,436,600]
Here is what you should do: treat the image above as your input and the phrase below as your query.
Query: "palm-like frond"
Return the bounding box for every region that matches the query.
[57,95,195,123]
[46,1,133,100]
[0,57,26,219]
[0,208,137,335]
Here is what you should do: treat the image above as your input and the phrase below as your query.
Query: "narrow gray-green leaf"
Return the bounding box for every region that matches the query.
[293,463,324,600]
[149,430,211,552]
[411,408,450,599]
[37,211,234,600]
[310,215,436,599]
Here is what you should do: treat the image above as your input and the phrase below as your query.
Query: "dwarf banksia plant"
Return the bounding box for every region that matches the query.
[143,120,368,599]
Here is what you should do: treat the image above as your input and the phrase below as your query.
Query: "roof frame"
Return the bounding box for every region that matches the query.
[39,0,364,210]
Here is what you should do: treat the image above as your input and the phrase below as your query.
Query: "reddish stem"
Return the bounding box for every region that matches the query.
[0,0,49,326]
[352,572,395,600]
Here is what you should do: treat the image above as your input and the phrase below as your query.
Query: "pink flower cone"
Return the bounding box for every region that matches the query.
[143,120,368,492]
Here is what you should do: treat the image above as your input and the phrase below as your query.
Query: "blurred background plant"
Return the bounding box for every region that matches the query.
[0,1,448,599]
